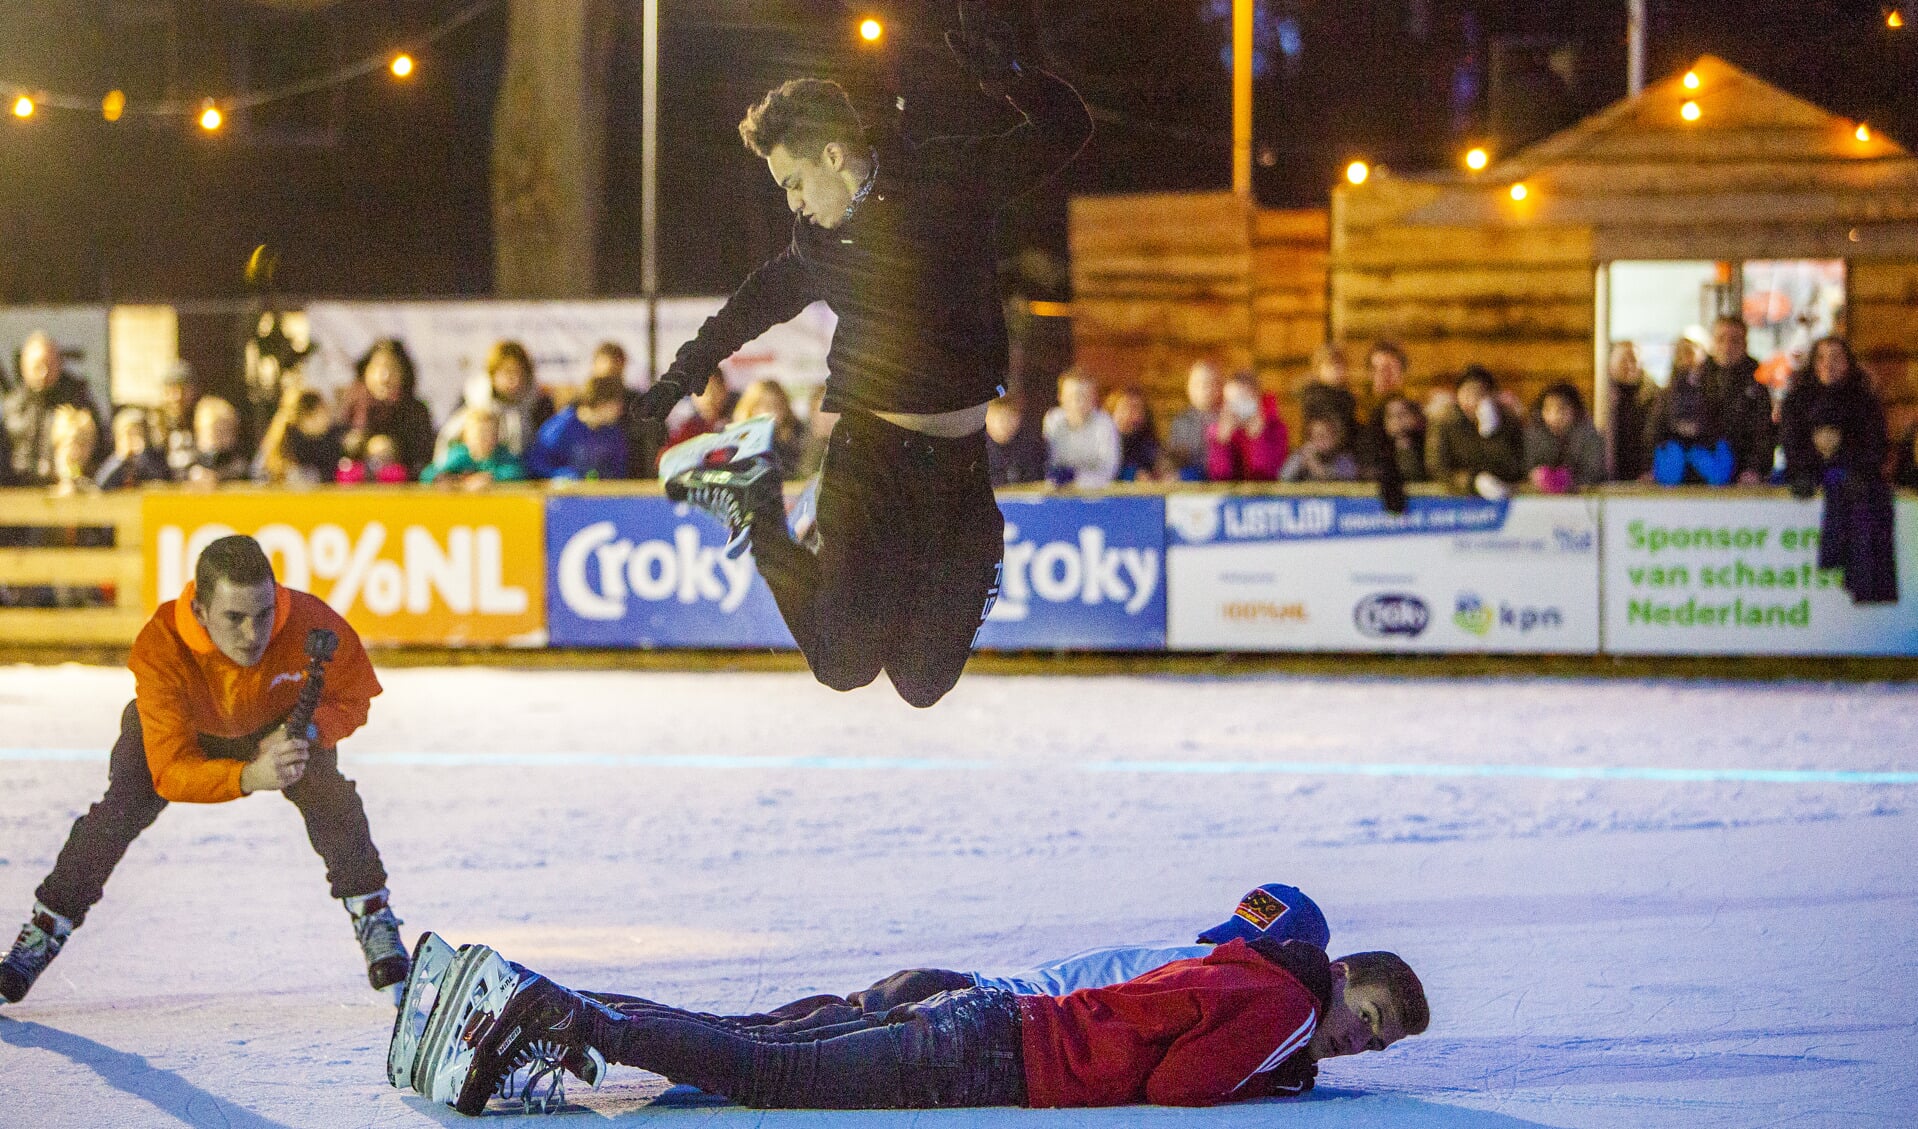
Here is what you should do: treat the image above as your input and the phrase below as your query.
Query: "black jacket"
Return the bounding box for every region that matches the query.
[1779,373,1888,495]
[1646,355,1775,479]
[660,71,1092,416]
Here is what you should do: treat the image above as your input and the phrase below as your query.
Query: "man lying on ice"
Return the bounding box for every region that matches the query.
[392,921,1427,1116]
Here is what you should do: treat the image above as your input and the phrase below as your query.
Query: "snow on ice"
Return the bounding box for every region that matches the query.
[1,664,1913,1127]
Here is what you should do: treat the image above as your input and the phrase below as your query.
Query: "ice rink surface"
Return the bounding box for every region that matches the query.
[1,664,1914,1128]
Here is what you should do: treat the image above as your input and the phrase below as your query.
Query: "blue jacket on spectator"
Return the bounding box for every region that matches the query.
[528,407,628,481]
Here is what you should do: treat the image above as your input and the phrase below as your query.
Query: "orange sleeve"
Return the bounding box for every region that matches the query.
[129,617,246,805]
[309,617,380,749]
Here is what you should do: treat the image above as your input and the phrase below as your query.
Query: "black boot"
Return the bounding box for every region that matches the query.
[0,903,75,1004]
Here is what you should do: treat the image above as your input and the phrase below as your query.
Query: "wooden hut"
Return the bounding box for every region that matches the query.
[1067,192,1328,428]
[1330,54,1918,425]
[1070,55,1918,439]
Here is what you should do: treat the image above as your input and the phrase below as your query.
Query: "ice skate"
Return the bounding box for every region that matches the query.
[450,965,610,1114]
[660,415,783,558]
[0,903,74,1004]
[387,931,461,1090]
[413,944,606,1114]
[345,888,410,991]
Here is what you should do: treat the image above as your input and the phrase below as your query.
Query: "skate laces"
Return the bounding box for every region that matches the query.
[499,1038,572,1114]
[8,918,65,964]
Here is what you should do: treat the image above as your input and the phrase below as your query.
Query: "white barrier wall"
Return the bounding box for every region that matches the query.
[1603,495,1918,656]
[1165,494,1603,652]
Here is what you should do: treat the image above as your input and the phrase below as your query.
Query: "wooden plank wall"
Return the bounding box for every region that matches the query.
[1850,260,1918,440]
[1331,181,1596,412]
[1068,193,1329,426]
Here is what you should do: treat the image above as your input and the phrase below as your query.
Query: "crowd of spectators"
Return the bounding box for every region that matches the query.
[0,332,829,494]
[980,319,1912,505]
[2,320,1912,505]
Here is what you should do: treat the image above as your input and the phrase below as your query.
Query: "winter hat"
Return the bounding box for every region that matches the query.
[1197,883,1330,949]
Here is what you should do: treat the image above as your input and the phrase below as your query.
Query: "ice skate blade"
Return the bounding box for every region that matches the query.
[388,931,459,1090]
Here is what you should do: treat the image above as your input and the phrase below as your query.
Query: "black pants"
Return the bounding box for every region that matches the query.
[35,701,389,925]
[585,985,1026,1109]
[751,410,1003,708]
[585,967,977,1038]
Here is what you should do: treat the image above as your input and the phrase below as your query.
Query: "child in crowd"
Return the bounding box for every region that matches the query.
[1043,369,1121,488]
[666,371,735,449]
[1523,382,1606,493]
[421,405,527,487]
[1106,387,1162,482]
[1281,414,1359,483]
[256,387,347,485]
[1166,360,1223,480]
[985,394,1046,486]
[1206,371,1289,482]
[531,374,630,481]
[48,406,100,497]
[732,379,807,478]
[1364,394,1428,484]
[181,397,251,486]
[337,434,410,484]
[95,408,168,490]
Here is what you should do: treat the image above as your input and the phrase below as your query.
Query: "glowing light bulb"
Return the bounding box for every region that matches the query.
[11,95,33,119]
[1683,70,1701,90]
[1510,183,1529,201]
[199,101,223,131]
[390,54,415,78]
[1856,123,1872,142]
[1465,147,1489,171]
[859,18,883,42]
[1680,100,1701,122]
[1345,160,1370,186]
[1889,10,1905,29]
[102,90,125,122]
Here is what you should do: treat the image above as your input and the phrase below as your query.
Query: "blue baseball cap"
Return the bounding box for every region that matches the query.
[1197,883,1330,949]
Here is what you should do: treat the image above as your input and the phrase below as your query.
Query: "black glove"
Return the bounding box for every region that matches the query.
[632,375,688,421]
[945,1,1023,98]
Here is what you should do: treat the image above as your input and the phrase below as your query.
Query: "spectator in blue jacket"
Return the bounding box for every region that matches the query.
[530,374,629,481]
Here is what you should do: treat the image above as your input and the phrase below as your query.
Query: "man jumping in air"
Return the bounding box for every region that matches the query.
[0,535,410,1003]
[637,3,1092,707]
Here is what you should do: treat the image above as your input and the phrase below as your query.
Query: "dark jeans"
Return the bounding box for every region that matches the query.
[35,700,389,925]
[585,985,1026,1109]
[751,410,1004,709]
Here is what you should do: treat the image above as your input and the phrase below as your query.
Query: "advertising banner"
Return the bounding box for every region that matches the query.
[1165,493,1601,652]
[976,495,1165,651]
[1602,495,1918,655]
[144,491,547,646]
[546,495,796,649]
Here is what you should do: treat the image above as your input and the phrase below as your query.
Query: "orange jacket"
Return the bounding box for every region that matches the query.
[128,582,380,803]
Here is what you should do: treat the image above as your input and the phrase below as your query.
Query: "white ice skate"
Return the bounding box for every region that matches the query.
[386,931,460,1091]
[410,943,525,1104]
[660,415,782,558]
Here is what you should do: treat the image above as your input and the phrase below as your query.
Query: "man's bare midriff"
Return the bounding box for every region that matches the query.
[873,402,990,438]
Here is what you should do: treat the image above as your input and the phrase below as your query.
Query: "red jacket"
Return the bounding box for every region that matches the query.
[1017,939,1319,1108]
[128,583,380,803]
[1205,393,1290,482]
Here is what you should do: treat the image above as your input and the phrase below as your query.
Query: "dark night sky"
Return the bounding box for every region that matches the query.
[0,0,1913,305]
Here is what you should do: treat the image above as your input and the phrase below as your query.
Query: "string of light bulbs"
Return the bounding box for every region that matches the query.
[5,0,498,127]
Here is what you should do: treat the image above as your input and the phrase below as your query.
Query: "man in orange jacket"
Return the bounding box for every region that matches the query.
[0,534,409,1003]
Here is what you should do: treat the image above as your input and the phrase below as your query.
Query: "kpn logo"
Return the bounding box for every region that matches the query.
[1454,591,1565,636]
[1453,592,1495,637]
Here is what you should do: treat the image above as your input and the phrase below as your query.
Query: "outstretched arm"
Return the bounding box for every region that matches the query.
[634,248,816,419]
[935,3,1092,207]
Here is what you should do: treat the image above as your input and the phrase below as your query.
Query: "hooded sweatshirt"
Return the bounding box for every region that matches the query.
[127,582,380,803]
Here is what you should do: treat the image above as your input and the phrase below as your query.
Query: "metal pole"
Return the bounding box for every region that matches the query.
[642,0,660,381]
[1626,0,1646,96]
[1233,0,1252,196]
